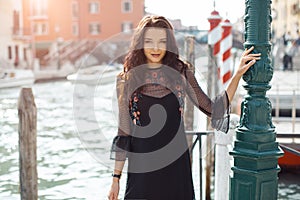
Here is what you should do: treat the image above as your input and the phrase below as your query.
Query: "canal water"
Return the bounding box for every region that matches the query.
[0,80,299,200]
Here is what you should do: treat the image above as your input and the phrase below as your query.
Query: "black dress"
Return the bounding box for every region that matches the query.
[125,92,195,200]
[111,64,229,200]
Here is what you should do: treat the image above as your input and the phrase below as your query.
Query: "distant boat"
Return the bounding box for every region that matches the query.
[277,133,300,172]
[0,69,35,89]
[278,143,300,171]
[67,64,122,85]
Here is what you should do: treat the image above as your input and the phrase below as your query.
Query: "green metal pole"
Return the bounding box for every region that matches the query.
[229,0,284,200]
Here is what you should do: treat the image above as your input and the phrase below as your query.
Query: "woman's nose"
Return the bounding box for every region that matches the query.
[153,43,158,51]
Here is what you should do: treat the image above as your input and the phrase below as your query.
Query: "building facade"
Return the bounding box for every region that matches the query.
[19,0,145,42]
[0,0,28,68]
[8,0,144,67]
[272,0,300,39]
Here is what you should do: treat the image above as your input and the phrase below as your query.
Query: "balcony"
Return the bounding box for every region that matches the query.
[11,27,32,41]
[29,15,49,21]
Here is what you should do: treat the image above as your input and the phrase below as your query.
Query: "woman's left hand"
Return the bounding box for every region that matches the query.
[235,46,261,77]
[225,46,261,102]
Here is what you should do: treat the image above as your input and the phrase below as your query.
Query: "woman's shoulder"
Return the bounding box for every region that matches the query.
[176,58,193,76]
[116,70,129,81]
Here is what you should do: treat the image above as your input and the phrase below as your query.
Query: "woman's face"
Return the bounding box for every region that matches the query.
[143,28,167,65]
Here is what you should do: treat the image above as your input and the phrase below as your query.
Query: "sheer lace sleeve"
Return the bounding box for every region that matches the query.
[184,68,230,133]
[110,72,132,160]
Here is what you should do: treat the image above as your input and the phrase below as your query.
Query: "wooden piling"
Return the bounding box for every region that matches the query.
[18,88,38,200]
[184,36,195,156]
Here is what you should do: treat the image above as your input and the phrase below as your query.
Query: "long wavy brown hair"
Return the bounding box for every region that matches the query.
[123,15,186,73]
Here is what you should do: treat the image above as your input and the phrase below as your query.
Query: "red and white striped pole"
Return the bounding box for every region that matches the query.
[220,19,233,87]
[208,10,222,56]
[208,10,222,95]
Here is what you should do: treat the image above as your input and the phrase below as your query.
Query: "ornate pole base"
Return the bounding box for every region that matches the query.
[229,1,284,199]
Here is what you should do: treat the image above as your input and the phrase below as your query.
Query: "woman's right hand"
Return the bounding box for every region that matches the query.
[108,179,120,200]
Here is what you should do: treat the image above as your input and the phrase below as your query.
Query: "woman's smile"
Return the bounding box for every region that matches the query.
[151,53,161,58]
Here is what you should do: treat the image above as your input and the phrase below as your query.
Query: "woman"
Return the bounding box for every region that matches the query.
[108,15,260,200]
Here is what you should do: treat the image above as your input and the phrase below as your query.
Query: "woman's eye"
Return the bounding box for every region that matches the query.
[160,40,167,44]
[144,40,152,44]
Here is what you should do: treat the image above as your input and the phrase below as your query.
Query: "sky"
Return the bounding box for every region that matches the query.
[145,0,245,30]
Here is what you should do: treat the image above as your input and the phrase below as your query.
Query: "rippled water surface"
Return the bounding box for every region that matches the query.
[0,80,299,200]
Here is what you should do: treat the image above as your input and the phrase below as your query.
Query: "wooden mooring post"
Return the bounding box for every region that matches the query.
[18,88,38,200]
[184,35,195,157]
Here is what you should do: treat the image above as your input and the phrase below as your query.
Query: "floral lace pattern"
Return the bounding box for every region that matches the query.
[128,69,186,125]
[129,92,142,126]
[175,82,185,116]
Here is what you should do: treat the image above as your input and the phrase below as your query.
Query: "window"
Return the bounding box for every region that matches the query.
[291,3,300,15]
[13,10,20,35]
[8,46,12,60]
[31,0,47,16]
[89,2,100,14]
[72,23,79,36]
[72,1,79,18]
[89,23,100,35]
[122,0,132,13]
[122,22,133,33]
[33,22,48,35]
[23,48,27,61]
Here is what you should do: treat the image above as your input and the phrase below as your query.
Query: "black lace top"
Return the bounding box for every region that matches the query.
[111,64,230,161]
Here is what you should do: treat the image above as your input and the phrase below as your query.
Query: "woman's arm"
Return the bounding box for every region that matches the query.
[226,46,260,102]
[185,46,260,110]
[108,73,131,200]
[184,46,260,132]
